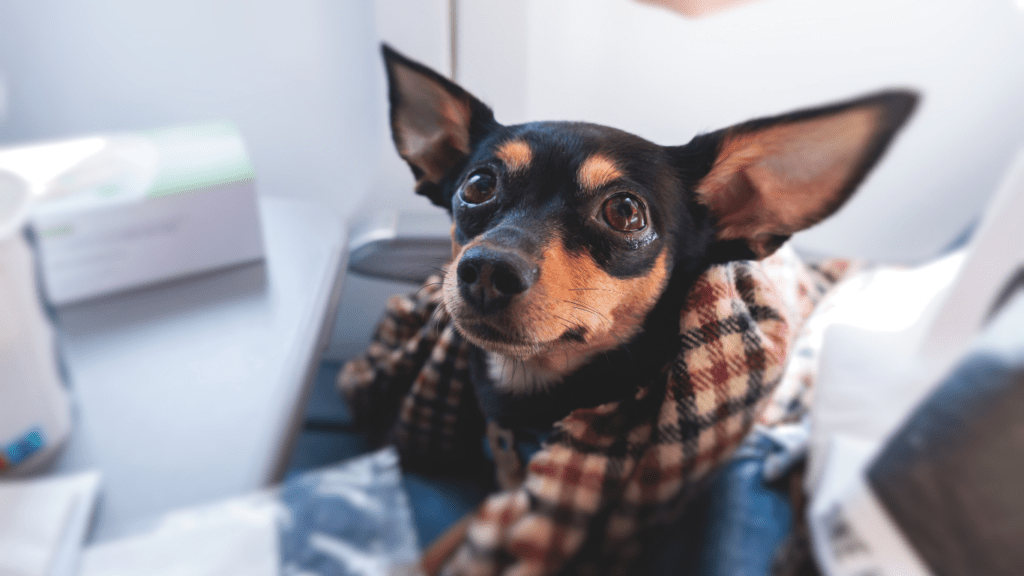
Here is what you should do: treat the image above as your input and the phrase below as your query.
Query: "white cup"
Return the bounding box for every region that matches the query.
[0,169,71,476]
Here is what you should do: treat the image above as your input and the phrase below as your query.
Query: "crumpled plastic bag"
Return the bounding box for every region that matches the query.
[279,447,423,576]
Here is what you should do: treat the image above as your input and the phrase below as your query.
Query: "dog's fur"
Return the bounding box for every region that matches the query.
[380,46,917,574]
[383,45,916,416]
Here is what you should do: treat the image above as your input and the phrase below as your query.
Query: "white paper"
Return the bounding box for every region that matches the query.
[79,497,279,576]
[50,472,102,576]
[0,471,101,576]
[809,435,932,576]
[806,252,964,492]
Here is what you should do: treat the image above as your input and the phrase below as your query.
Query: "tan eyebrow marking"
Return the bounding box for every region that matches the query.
[495,139,533,174]
[577,154,623,192]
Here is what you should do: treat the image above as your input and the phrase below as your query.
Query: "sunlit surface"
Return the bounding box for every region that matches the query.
[0,138,106,195]
[821,251,966,335]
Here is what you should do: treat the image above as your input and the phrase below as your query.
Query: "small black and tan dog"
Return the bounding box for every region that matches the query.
[383,45,913,399]
[376,45,916,574]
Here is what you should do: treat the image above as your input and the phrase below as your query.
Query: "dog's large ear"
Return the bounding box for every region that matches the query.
[382,45,498,209]
[686,91,918,261]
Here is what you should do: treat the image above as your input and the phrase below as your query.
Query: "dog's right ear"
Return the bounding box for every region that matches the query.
[382,45,498,209]
[680,90,918,261]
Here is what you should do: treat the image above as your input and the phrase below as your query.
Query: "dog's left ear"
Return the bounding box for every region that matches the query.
[382,45,498,209]
[688,91,918,261]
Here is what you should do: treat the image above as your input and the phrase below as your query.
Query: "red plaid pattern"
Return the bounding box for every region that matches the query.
[338,246,842,575]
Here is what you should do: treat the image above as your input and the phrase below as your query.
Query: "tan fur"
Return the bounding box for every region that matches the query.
[495,139,533,174]
[696,106,881,258]
[450,224,461,260]
[444,236,670,392]
[391,64,472,186]
[576,154,623,193]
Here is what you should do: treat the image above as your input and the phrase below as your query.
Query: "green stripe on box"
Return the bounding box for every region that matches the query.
[143,122,256,198]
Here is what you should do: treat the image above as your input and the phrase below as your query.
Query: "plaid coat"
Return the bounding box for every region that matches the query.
[338,246,846,576]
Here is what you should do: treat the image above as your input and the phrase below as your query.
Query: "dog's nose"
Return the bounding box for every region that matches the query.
[457,246,537,314]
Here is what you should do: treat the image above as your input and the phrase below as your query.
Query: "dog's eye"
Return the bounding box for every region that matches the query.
[460,170,497,204]
[602,193,647,232]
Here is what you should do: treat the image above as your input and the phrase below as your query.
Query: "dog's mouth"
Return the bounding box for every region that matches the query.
[456,319,588,357]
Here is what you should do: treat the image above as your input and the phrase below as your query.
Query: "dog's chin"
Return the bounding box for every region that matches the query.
[453,314,588,356]
[452,318,548,359]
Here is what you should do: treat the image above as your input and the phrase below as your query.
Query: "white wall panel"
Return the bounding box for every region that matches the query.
[522,0,1024,262]
[455,0,529,125]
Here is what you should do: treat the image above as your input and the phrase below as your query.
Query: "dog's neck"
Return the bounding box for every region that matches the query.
[485,350,588,395]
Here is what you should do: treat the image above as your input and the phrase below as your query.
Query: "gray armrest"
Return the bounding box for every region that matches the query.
[347,210,452,283]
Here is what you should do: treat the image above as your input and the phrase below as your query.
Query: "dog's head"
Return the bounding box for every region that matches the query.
[383,46,916,376]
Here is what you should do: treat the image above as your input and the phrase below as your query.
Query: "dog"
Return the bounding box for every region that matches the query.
[344,45,916,576]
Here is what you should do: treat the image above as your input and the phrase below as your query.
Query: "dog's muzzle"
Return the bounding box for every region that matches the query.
[456,245,538,315]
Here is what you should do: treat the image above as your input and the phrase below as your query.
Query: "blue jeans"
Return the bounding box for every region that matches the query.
[645,433,795,576]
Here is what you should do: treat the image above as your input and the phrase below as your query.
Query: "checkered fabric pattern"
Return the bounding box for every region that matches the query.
[338,284,486,472]
[338,245,844,576]
[758,256,859,426]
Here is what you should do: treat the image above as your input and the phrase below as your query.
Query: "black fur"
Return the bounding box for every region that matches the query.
[382,44,918,429]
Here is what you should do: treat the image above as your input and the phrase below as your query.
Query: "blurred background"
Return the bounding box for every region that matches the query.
[2,1,1024,574]
[3,0,1024,359]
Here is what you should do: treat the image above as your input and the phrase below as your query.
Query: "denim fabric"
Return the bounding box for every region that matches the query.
[403,470,491,548]
[645,433,795,576]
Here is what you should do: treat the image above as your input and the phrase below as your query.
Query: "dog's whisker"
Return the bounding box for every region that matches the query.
[566,299,607,318]
[566,301,612,327]
[426,300,453,333]
[552,314,577,331]
[425,307,442,332]
[509,356,521,385]
[413,281,446,297]
[621,342,637,370]
[568,287,623,295]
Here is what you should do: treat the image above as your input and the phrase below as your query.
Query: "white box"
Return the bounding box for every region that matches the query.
[0,123,264,305]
